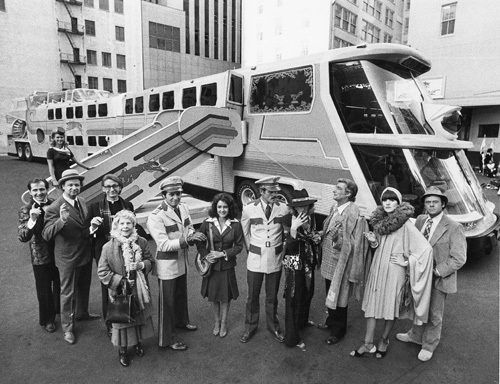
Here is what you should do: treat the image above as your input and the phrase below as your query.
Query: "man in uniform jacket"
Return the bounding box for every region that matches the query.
[240,176,290,344]
[42,169,101,345]
[397,186,467,362]
[147,176,206,351]
[18,177,60,333]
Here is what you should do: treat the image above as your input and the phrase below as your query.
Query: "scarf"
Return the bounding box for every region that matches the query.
[370,202,414,236]
[99,197,125,241]
[113,232,150,310]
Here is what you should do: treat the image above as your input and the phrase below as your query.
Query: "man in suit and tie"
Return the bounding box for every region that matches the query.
[397,186,467,362]
[147,176,206,351]
[240,176,290,344]
[42,169,101,344]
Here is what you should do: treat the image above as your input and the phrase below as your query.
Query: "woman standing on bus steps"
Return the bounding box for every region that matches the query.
[196,193,243,338]
[350,187,433,358]
[47,127,92,186]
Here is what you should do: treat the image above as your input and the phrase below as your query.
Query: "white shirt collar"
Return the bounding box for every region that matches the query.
[337,201,350,215]
[63,194,77,207]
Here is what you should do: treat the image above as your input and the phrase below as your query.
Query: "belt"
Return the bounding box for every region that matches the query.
[249,243,283,256]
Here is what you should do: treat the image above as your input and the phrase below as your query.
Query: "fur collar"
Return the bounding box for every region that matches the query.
[370,202,414,235]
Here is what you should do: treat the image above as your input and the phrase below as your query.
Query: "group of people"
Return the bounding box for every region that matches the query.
[19,151,467,368]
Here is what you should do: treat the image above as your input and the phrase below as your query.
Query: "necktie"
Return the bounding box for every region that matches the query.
[265,204,272,220]
[174,207,182,220]
[423,218,433,240]
[74,199,83,219]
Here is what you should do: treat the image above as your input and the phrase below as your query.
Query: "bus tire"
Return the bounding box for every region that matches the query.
[276,185,293,205]
[236,180,259,208]
[16,143,26,161]
[24,144,34,162]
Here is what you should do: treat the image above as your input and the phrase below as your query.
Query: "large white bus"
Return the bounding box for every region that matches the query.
[8,43,499,257]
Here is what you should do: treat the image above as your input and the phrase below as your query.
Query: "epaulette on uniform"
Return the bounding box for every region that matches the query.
[151,204,163,215]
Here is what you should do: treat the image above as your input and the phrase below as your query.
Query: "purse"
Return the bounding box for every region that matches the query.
[195,224,214,277]
[106,280,135,324]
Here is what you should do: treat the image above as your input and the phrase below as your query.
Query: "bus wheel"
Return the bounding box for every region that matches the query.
[16,143,26,161]
[24,144,34,162]
[236,180,259,208]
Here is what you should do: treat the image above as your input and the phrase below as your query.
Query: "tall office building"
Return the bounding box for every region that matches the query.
[242,0,409,67]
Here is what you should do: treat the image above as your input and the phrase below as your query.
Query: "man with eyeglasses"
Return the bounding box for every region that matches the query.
[85,174,134,337]
[147,176,206,351]
[240,176,290,344]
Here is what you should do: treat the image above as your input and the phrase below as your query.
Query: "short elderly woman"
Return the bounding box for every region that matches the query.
[196,193,243,338]
[351,187,433,358]
[98,210,155,367]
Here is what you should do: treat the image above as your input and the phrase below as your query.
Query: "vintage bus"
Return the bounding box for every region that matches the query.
[9,43,499,256]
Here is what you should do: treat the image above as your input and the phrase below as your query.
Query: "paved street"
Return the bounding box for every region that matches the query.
[1,155,498,384]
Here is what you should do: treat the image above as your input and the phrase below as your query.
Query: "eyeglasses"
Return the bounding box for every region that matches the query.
[103,184,121,190]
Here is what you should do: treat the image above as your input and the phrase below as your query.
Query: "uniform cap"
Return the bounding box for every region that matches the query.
[255,176,281,192]
[160,176,184,192]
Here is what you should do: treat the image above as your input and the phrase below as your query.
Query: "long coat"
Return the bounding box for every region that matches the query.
[415,214,467,294]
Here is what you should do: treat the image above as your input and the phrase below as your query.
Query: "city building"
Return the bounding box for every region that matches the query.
[242,0,409,67]
[408,0,500,168]
[0,0,241,148]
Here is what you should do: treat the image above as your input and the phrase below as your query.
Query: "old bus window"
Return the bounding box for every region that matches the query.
[48,109,54,120]
[75,136,84,146]
[88,104,97,118]
[98,103,108,117]
[135,97,144,113]
[182,87,197,108]
[229,75,243,104]
[98,136,108,146]
[66,136,74,145]
[125,98,133,114]
[66,107,74,119]
[200,83,217,106]
[162,91,175,109]
[149,94,160,112]
[88,136,97,146]
[55,108,62,119]
[75,106,83,118]
[249,66,313,114]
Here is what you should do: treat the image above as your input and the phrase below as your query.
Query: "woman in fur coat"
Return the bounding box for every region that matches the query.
[350,187,433,359]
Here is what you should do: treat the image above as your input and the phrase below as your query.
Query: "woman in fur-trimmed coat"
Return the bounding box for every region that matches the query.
[350,187,433,359]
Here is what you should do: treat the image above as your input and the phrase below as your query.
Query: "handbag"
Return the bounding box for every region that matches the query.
[106,280,135,324]
[195,224,214,277]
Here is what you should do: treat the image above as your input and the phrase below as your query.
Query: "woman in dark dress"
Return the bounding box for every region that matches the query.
[196,193,243,338]
[47,127,91,186]
[283,189,320,351]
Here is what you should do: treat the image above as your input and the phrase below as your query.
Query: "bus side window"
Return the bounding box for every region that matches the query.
[135,97,144,113]
[75,136,84,146]
[98,136,108,147]
[75,106,83,118]
[229,75,243,104]
[125,98,133,114]
[66,136,74,145]
[149,94,160,112]
[162,91,174,110]
[88,104,97,118]
[66,107,74,119]
[201,83,217,106]
[98,103,108,117]
[48,109,54,120]
[88,136,97,146]
[55,108,62,119]
[182,87,196,108]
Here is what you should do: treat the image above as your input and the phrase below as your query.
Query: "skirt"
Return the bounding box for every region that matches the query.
[111,316,154,347]
[201,268,239,303]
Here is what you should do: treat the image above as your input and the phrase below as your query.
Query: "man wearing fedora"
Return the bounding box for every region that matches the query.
[240,176,290,344]
[397,186,466,362]
[42,169,102,344]
[147,176,206,351]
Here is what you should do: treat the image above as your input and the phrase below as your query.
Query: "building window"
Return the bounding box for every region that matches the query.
[383,33,392,43]
[478,124,499,138]
[363,0,381,20]
[102,52,111,67]
[84,0,94,7]
[0,0,6,11]
[85,20,96,36]
[87,50,97,65]
[404,17,409,35]
[361,20,380,43]
[115,26,125,41]
[385,9,394,28]
[88,76,98,89]
[103,78,113,93]
[149,22,181,53]
[114,0,123,13]
[99,0,109,11]
[441,3,456,36]
[333,37,352,48]
[334,4,357,34]
[116,54,126,69]
[117,80,127,93]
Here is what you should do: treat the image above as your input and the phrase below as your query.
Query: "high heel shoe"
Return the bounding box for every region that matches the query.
[350,342,376,357]
[213,322,220,336]
[119,347,130,367]
[376,337,389,359]
[219,322,227,338]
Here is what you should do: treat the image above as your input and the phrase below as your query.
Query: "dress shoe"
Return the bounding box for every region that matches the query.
[375,338,390,359]
[119,348,130,367]
[63,331,76,344]
[240,331,254,343]
[350,342,376,357]
[76,313,101,321]
[396,332,422,345]
[134,343,144,357]
[418,349,433,362]
[326,335,343,345]
[273,330,284,343]
[219,322,227,338]
[167,342,188,351]
[177,324,198,331]
[213,322,220,336]
[44,323,56,333]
